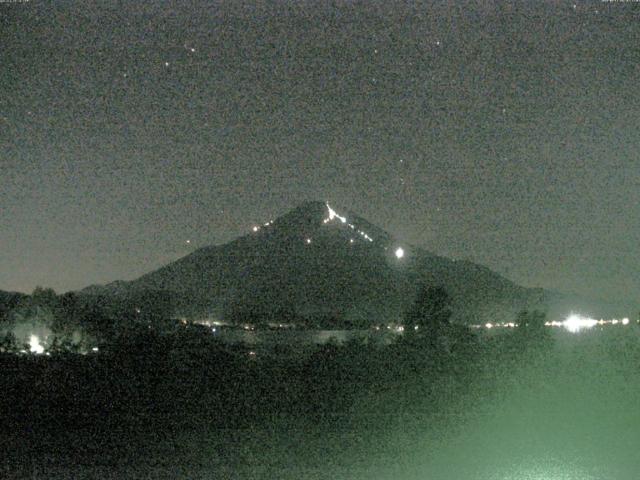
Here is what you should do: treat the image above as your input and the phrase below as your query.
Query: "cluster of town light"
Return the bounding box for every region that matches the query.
[13,333,98,355]
[29,335,44,354]
[475,313,631,333]
[546,313,630,333]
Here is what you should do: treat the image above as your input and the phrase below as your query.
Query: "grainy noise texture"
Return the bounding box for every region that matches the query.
[1,1,638,304]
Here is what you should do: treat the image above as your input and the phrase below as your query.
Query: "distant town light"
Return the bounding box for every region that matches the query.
[252,226,259,232]
[29,335,44,354]
[563,313,598,333]
[395,247,405,259]
[306,238,312,244]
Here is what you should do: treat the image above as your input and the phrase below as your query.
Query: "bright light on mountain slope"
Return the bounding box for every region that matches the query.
[325,202,375,243]
[326,203,347,223]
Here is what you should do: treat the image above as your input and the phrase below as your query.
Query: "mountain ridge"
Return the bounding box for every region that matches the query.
[78,201,634,325]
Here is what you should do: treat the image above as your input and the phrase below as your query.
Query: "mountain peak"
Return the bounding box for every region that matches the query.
[77,200,573,325]
[264,200,381,247]
[279,200,331,225]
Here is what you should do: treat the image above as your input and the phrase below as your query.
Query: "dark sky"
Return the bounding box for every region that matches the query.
[2,1,639,303]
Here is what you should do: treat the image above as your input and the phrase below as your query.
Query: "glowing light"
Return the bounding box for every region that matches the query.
[326,202,347,223]
[485,322,493,329]
[563,313,598,333]
[252,226,259,232]
[92,347,99,352]
[350,238,354,244]
[164,61,170,67]
[29,335,44,354]
[306,238,312,244]
[395,247,405,259]
[323,202,376,242]
[622,317,630,325]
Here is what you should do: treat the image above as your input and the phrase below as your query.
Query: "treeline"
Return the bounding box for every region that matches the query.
[0,287,554,440]
[0,286,179,351]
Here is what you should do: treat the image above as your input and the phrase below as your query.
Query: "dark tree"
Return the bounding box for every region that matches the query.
[514,309,551,346]
[516,309,547,332]
[31,286,58,309]
[405,284,452,333]
[0,331,17,353]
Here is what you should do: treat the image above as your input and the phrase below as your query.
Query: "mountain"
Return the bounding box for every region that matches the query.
[79,201,632,326]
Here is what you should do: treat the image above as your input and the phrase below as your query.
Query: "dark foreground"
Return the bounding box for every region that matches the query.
[2,326,640,479]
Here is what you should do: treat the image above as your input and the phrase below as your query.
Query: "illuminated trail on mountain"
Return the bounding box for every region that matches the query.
[325,203,346,224]
[324,202,374,243]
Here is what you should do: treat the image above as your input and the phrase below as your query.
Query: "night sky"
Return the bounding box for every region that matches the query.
[2,1,639,303]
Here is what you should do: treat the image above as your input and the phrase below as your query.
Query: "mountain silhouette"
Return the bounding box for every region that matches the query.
[79,201,629,326]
